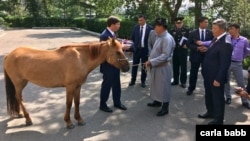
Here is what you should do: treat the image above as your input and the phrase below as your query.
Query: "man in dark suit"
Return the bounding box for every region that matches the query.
[129,14,153,88]
[198,19,233,125]
[169,17,189,88]
[99,16,130,113]
[186,16,213,95]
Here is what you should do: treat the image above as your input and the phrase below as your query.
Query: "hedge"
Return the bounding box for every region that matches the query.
[4,16,137,39]
[3,16,250,69]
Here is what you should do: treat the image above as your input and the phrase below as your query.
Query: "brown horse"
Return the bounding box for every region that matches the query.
[4,38,130,129]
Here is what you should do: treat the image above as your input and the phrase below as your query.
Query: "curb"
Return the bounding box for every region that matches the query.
[72,27,101,37]
[31,27,101,38]
[0,26,101,38]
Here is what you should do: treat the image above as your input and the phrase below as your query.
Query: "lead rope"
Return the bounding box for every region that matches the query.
[117,59,148,73]
[131,63,148,73]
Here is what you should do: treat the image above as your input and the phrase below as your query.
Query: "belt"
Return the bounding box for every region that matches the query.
[137,47,145,49]
[231,60,242,63]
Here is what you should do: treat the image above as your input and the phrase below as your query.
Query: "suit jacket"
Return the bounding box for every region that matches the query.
[202,34,233,84]
[99,28,118,73]
[187,29,213,62]
[131,24,153,54]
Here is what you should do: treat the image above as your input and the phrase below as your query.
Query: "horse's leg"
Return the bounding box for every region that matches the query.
[73,86,85,126]
[15,81,32,126]
[64,86,75,129]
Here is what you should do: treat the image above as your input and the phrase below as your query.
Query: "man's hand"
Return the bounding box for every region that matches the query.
[235,87,250,99]
[199,46,208,52]
[197,46,203,52]
[122,44,130,51]
[213,80,220,87]
[145,61,151,68]
[196,40,203,46]
[126,52,133,56]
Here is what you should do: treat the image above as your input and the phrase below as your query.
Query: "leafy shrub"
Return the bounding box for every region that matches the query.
[4,16,250,69]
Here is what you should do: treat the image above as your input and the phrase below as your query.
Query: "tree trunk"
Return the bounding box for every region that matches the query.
[162,0,182,24]
[194,0,202,28]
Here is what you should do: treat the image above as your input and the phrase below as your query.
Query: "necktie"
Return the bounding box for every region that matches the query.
[139,26,143,47]
[201,30,205,41]
[140,26,143,39]
[113,33,117,39]
[209,38,217,47]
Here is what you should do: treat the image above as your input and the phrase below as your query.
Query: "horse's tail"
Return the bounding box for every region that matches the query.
[4,69,19,116]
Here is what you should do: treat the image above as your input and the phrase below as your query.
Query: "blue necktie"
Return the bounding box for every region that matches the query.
[140,26,143,37]
[201,30,205,41]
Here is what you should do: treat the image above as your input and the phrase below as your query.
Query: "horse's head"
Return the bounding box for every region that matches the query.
[106,38,130,72]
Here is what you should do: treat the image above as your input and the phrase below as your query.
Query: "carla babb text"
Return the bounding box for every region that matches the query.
[200,129,246,136]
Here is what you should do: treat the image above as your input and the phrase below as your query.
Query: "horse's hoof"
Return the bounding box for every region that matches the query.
[26,121,33,126]
[67,124,75,129]
[78,121,86,126]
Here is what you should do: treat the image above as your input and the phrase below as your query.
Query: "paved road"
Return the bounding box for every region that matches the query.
[0,29,249,141]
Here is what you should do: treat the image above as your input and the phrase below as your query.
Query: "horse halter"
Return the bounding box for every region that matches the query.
[117,58,128,62]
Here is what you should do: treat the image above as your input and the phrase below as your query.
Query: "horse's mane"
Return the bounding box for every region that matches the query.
[87,42,106,59]
[59,41,107,60]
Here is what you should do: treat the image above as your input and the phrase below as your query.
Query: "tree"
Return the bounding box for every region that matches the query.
[0,0,24,16]
[124,0,169,22]
[25,0,42,18]
[211,0,250,27]
[93,0,123,17]
[189,0,208,28]
[162,0,182,23]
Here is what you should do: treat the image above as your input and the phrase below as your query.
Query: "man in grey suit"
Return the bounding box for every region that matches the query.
[148,30,157,54]
[198,19,233,125]
[145,18,175,116]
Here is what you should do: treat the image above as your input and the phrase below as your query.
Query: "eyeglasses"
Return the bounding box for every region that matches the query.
[176,22,182,24]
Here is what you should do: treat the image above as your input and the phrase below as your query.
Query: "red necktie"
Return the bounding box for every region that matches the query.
[113,33,117,39]
[209,38,217,47]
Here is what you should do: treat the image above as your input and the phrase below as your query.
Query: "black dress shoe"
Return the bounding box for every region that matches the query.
[129,82,135,86]
[242,103,250,109]
[186,90,193,95]
[114,104,127,110]
[141,82,146,88]
[100,106,113,113]
[207,120,223,125]
[181,84,186,88]
[171,82,178,85]
[157,109,169,116]
[225,98,231,104]
[198,113,213,119]
[156,102,169,116]
[147,101,162,107]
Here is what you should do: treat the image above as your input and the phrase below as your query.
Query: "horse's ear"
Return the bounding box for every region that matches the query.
[107,37,116,47]
[108,36,112,41]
